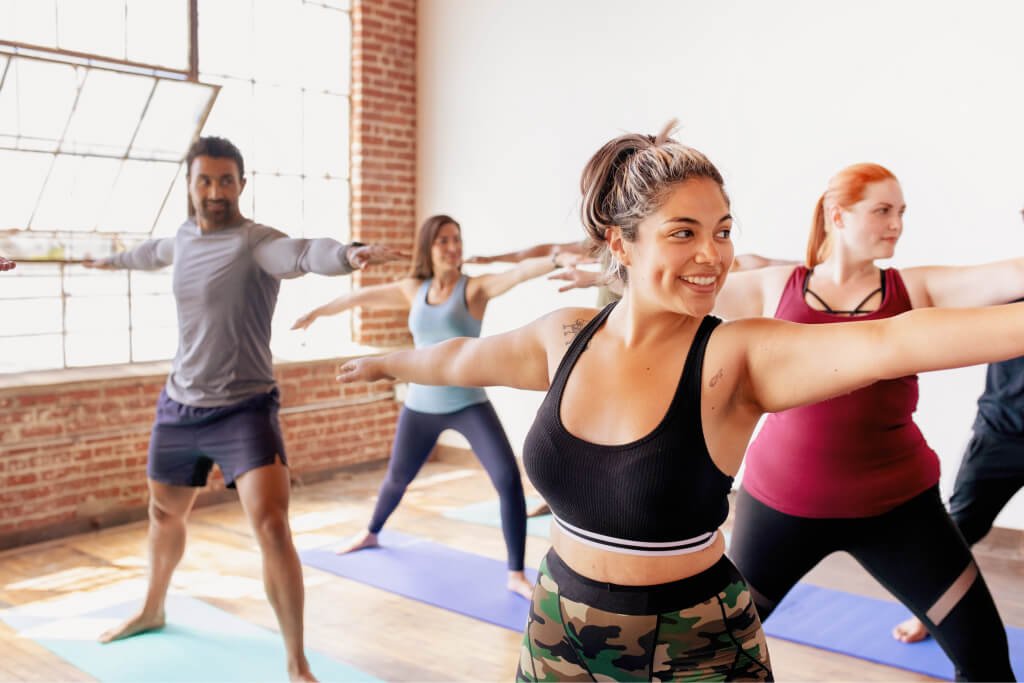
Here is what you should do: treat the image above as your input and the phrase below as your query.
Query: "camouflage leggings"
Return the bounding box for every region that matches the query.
[517,551,773,682]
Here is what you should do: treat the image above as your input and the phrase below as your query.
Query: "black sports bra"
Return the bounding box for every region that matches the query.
[522,303,732,555]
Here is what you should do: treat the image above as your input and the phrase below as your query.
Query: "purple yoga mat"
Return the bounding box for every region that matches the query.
[764,583,1024,680]
[300,530,538,632]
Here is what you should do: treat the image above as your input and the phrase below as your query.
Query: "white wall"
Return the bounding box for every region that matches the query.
[418,0,1024,530]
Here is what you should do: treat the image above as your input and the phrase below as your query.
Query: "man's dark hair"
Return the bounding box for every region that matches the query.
[185,136,245,179]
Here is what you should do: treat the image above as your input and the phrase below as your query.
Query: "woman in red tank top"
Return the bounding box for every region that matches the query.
[718,163,1022,680]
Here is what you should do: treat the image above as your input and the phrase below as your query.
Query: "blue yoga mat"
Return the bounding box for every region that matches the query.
[764,583,1024,680]
[300,530,537,631]
[442,498,552,538]
[0,593,377,682]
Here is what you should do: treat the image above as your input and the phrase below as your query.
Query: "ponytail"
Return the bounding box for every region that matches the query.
[806,193,830,268]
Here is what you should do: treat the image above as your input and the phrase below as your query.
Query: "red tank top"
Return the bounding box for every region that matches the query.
[742,266,940,518]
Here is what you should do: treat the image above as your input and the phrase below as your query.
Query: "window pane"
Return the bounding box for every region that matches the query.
[303,92,348,178]
[64,269,128,298]
[0,334,63,373]
[56,0,125,59]
[198,0,254,79]
[254,0,302,85]
[63,71,154,156]
[4,0,58,47]
[301,4,350,94]
[131,325,177,362]
[130,292,176,327]
[199,77,254,165]
[126,0,189,70]
[252,173,302,233]
[1,297,62,335]
[32,156,121,232]
[100,160,180,233]
[152,165,191,236]
[0,150,52,230]
[65,295,129,333]
[0,264,61,298]
[273,274,349,361]
[132,80,218,161]
[252,84,302,173]
[66,329,130,366]
[303,177,348,240]
[0,58,78,146]
[130,269,173,295]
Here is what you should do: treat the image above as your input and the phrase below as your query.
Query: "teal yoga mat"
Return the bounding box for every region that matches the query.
[0,593,378,682]
[442,497,552,538]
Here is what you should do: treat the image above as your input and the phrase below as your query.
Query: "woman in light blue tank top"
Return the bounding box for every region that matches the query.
[293,214,572,598]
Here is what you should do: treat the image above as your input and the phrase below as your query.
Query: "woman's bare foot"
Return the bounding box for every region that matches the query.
[508,570,534,599]
[526,501,551,518]
[892,616,930,643]
[334,530,379,555]
[98,608,166,643]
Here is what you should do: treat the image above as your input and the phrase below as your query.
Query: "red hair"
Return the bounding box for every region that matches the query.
[806,163,898,268]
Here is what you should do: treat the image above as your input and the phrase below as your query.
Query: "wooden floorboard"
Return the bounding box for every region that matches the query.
[0,455,1019,682]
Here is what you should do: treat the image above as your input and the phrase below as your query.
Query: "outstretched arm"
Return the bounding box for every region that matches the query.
[731,253,798,272]
[292,279,417,330]
[471,254,572,301]
[337,311,563,391]
[904,258,1024,308]
[84,238,174,271]
[466,240,586,265]
[251,226,406,278]
[738,301,1024,414]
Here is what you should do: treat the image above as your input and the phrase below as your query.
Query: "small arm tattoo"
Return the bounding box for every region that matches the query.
[563,319,586,345]
[709,368,724,387]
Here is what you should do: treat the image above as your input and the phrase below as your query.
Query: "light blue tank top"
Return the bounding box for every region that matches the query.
[404,275,488,414]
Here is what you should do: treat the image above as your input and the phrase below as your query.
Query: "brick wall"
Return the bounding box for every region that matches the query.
[0,0,417,550]
[350,0,417,347]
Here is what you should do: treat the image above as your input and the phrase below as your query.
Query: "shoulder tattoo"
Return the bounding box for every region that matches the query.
[563,319,586,346]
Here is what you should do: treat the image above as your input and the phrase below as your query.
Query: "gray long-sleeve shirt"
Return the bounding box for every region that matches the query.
[107,218,356,406]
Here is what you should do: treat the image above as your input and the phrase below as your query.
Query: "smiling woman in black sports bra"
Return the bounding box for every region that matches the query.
[336,123,1024,681]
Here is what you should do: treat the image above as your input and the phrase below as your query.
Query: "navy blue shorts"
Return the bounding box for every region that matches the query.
[147,388,287,488]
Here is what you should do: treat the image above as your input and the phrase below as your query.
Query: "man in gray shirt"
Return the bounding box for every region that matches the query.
[88,136,402,682]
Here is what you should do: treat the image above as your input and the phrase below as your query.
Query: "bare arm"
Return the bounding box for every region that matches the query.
[904,258,1024,308]
[471,255,564,301]
[731,253,798,272]
[337,310,566,390]
[86,238,174,270]
[739,302,1024,414]
[466,240,586,264]
[292,279,417,330]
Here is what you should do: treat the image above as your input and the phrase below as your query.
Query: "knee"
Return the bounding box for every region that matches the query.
[148,499,186,528]
[251,510,292,549]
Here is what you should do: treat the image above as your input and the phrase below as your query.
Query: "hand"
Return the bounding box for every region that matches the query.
[547,266,606,293]
[337,357,394,383]
[346,244,409,270]
[82,257,116,270]
[464,255,497,265]
[553,252,595,269]
[291,309,321,331]
[0,256,15,271]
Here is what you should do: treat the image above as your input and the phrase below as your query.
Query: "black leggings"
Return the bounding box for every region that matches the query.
[368,402,527,570]
[729,486,1013,682]
[949,430,1024,546]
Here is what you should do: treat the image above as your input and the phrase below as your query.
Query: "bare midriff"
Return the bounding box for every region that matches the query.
[550,524,726,586]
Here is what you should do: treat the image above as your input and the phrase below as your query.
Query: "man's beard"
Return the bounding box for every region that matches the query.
[198,200,234,225]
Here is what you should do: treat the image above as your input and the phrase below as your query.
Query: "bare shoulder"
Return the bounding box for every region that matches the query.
[538,306,602,347]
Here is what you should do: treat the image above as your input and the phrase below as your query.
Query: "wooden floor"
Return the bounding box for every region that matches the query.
[0,451,1020,682]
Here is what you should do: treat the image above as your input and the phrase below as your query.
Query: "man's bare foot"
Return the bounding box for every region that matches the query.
[508,570,534,599]
[288,657,318,682]
[526,501,551,518]
[892,616,930,643]
[334,530,378,555]
[98,609,166,643]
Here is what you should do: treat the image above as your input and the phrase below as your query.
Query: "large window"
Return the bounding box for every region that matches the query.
[0,0,352,373]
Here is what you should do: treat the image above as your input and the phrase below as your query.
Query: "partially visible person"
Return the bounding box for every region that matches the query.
[334,123,1024,681]
[718,163,1018,681]
[295,214,574,598]
[86,135,404,683]
[892,205,1024,645]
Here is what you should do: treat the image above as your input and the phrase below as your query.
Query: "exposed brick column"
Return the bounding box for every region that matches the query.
[350,0,417,347]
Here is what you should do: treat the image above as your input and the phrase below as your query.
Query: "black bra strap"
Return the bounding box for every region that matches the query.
[803,268,886,316]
